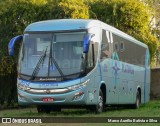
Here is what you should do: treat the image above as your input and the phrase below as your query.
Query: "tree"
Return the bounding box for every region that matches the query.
[0,0,89,75]
[0,0,89,106]
[89,0,159,60]
[59,0,89,19]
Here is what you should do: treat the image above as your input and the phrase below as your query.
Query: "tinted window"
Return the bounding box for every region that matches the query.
[112,33,146,67]
[101,29,112,60]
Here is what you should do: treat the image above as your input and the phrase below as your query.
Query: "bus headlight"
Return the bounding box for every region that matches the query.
[68,79,90,91]
[17,83,30,91]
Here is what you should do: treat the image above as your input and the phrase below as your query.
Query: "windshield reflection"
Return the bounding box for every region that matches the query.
[18,32,86,81]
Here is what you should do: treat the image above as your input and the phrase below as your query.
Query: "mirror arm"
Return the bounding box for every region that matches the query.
[83,34,94,53]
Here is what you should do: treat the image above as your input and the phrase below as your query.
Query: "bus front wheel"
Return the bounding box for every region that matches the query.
[94,89,104,113]
[37,105,44,113]
[37,105,51,114]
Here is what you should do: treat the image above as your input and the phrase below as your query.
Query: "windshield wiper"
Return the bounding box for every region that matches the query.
[30,47,48,80]
[50,56,65,80]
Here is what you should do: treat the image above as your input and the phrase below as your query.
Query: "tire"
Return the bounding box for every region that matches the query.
[37,105,61,113]
[52,107,61,112]
[45,107,51,114]
[94,89,104,113]
[133,91,141,109]
[37,105,51,113]
[37,105,44,113]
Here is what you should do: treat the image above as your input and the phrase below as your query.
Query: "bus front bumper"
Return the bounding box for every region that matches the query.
[17,87,87,106]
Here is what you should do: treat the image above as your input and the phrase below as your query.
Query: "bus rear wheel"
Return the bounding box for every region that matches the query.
[94,89,104,113]
[133,91,141,109]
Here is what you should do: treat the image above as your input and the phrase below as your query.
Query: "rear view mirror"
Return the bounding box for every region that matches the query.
[83,34,94,53]
[8,35,23,56]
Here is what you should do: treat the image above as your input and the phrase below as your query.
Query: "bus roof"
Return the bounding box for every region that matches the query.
[24,19,148,48]
[25,19,98,32]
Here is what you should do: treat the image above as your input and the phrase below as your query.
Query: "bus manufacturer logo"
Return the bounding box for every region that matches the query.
[45,89,51,94]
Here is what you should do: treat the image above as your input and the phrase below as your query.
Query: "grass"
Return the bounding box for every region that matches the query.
[0,99,160,117]
[0,99,160,126]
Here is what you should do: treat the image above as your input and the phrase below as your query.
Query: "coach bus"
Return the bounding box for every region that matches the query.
[8,19,150,113]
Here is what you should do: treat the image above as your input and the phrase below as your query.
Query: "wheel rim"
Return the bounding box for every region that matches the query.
[136,95,140,108]
[98,95,103,112]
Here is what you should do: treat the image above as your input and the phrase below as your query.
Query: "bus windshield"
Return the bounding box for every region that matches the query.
[18,32,86,81]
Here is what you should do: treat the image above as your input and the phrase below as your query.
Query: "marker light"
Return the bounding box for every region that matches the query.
[74,91,84,100]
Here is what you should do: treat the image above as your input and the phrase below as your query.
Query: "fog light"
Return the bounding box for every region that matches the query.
[18,93,27,101]
[74,92,84,100]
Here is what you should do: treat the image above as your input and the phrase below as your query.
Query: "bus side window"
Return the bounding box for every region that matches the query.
[87,43,94,68]
[101,29,111,60]
[114,42,119,52]
[120,42,124,52]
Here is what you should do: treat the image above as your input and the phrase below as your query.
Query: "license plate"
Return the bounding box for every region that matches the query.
[42,97,54,102]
